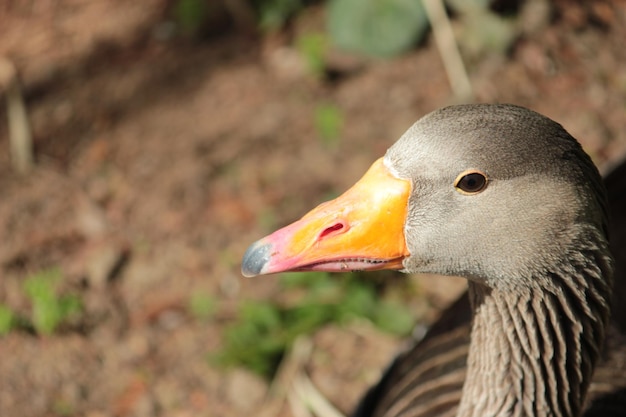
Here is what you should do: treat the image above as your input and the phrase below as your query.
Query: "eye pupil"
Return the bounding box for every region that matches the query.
[455,172,487,193]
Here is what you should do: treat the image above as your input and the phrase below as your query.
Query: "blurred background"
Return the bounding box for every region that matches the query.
[0,1,625,416]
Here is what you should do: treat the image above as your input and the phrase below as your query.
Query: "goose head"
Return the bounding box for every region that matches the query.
[242,104,609,292]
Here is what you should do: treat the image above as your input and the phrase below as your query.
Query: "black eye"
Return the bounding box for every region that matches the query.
[454,171,488,194]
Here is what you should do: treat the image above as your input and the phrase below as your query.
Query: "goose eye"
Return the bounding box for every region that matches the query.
[454,171,488,194]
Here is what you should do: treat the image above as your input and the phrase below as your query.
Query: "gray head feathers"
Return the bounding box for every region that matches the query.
[384,104,610,289]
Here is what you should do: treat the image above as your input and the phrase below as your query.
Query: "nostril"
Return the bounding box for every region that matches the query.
[319,222,346,239]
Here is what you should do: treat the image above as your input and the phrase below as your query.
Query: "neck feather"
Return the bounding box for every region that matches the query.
[457,235,612,417]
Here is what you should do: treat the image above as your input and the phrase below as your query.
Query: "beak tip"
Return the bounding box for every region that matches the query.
[241,240,272,278]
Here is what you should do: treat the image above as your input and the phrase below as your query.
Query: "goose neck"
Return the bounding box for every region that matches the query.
[457,249,612,417]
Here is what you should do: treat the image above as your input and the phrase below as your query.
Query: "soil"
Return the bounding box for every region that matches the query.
[1,1,625,416]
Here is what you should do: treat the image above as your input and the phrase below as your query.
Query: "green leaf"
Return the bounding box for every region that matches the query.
[373,300,414,335]
[296,33,329,77]
[0,304,15,335]
[286,302,334,334]
[240,301,282,330]
[338,284,377,319]
[23,268,82,335]
[213,301,287,376]
[24,270,61,335]
[328,0,429,57]
[59,295,82,319]
[314,104,343,145]
[31,298,61,335]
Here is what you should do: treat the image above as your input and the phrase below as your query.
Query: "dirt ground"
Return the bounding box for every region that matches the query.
[1,1,626,416]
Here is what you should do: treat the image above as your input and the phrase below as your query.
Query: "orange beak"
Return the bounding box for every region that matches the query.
[242,158,411,277]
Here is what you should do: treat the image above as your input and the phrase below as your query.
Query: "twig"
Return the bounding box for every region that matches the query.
[0,57,34,174]
[288,388,314,417]
[258,336,313,417]
[422,0,473,101]
[258,335,346,417]
[292,373,346,417]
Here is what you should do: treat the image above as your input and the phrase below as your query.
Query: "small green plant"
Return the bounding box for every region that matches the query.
[296,33,329,78]
[23,269,82,335]
[314,103,343,146]
[214,271,414,377]
[215,301,285,376]
[0,304,16,336]
[53,398,74,416]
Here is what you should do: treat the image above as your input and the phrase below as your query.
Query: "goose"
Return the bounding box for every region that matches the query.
[242,104,626,417]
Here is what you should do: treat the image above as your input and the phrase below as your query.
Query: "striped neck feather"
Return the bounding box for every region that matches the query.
[458,236,612,417]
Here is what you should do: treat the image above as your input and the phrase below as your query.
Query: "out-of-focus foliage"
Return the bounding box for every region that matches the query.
[314,103,343,146]
[0,268,83,337]
[214,271,414,377]
[296,32,329,77]
[328,0,429,57]
[23,269,83,335]
[447,0,517,59]
[254,0,306,30]
[0,304,15,335]
[172,0,519,60]
[0,268,84,337]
